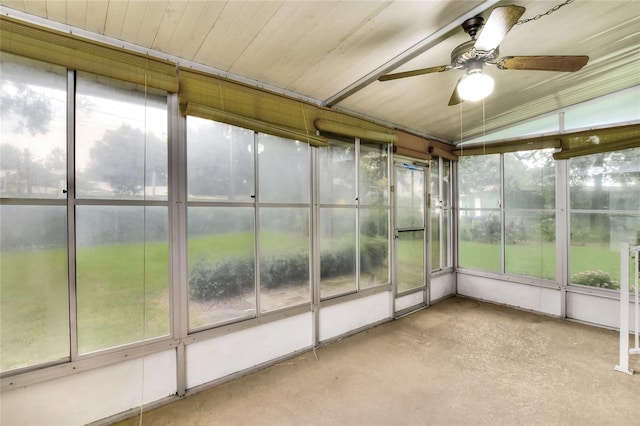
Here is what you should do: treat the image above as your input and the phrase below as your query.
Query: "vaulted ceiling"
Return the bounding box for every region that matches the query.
[2,0,638,143]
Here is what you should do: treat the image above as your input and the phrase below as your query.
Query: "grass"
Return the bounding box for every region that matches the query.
[459,240,636,283]
[3,231,634,372]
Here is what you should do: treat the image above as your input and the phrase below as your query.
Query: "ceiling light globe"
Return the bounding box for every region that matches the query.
[457,71,495,102]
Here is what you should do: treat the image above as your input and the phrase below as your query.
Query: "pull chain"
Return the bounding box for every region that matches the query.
[517,0,574,25]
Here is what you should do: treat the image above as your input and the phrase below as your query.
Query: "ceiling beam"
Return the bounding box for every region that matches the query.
[324,0,501,108]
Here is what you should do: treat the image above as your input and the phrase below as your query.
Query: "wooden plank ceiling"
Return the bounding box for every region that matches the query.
[1,0,638,143]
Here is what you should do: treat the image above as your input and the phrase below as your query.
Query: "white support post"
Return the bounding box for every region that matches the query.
[615,242,632,374]
[631,248,640,355]
[615,242,640,374]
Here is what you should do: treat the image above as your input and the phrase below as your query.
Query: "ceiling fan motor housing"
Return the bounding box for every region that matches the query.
[451,40,499,69]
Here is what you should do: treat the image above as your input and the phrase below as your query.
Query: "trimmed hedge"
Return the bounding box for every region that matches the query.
[189,237,387,301]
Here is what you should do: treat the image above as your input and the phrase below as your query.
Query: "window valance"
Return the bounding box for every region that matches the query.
[0,16,178,93]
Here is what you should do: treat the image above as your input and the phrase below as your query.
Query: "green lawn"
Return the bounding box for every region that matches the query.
[459,241,636,284]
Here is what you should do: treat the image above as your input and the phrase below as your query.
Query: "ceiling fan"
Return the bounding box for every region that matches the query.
[378,4,589,105]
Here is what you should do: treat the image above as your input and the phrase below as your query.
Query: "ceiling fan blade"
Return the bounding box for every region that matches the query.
[378,65,450,82]
[497,55,589,72]
[474,5,525,52]
[448,78,463,106]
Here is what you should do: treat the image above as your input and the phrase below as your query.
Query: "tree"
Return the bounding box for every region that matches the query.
[0,81,53,136]
[87,124,166,197]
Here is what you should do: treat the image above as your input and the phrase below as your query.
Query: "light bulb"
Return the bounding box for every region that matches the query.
[457,70,495,102]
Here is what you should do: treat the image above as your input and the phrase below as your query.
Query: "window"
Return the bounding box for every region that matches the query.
[187,118,255,328]
[257,134,310,312]
[430,158,452,272]
[569,148,640,290]
[503,150,556,280]
[359,142,390,288]
[458,150,556,280]
[75,73,170,354]
[318,141,357,298]
[186,118,312,330]
[0,53,70,372]
[458,154,501,272]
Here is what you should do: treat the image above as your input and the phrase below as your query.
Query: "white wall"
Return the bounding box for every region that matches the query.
[395,291,424,312]
[0,350,176,426]
[319,291,391,342]
[186,313,312,389]
[457,273,561,317]
[431,273,455,302]
[567,291,638,332]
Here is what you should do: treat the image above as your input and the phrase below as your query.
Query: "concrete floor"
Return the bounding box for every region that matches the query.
[116,297,639,426]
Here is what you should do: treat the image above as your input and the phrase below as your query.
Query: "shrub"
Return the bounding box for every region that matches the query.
[189,257,254,301]
[571,270,619,290]
[190,237,389,301]
[260,252,309,290]
[361,237,388,273]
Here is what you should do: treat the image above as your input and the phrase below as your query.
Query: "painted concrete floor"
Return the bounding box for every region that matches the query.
[115,297,639,426]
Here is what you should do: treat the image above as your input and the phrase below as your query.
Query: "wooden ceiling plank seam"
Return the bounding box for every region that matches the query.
[45,0,66,23]
[24,0,46,17]
[103,0,128,39]
[182,0,228,61]
[65,0,87,28]
[135,0,168,47]
[231,1,325,85]
[286,1,395,93]
[84,0,108,35]
[165,0,211,58]
[119,1,151,44]
[196,0,246,66]
[218,1,284,71]
[150,0,188,53]
[226,1,286,71]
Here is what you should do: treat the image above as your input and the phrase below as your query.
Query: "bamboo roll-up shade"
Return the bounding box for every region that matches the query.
[179,68,394,145]
[183,102,328,147]
[395,130,457,161]
[553,124,640,159]
[454,138,561,156]
[0,16,178,93]
[553,137,640,160]
[393,146,432,161]
[180,68,321,140]
[314,119,396,144]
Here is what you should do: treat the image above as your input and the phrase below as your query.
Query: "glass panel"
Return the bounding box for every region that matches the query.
[458,210,501,272]
[259,207,310,312]
[0,205,69,372]
[442,209,450,268]
[359,143,388,206]
[0,53,67,199]
[504,150,555,209]
[569,149,640,211]
[397,230,424,293]
[458,155,500,209]
[188,207,255,328]
[319,142,356,205]
[505,212,556,280]
[258,134,309,204]
[565,88,640,130]
[442,161,451,207]
[570,213,639,289]
[431,209,441,271]
[76,206,169,354]
[360,208,389,287]
[75,73,168,200]
[430,160,440,204]
[396,165,424,229]
[187,117,254,202]
[320,208,357,299]
[462,114,559,144]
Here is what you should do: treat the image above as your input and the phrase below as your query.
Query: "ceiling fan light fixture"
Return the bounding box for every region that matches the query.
[457,69,494,102]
